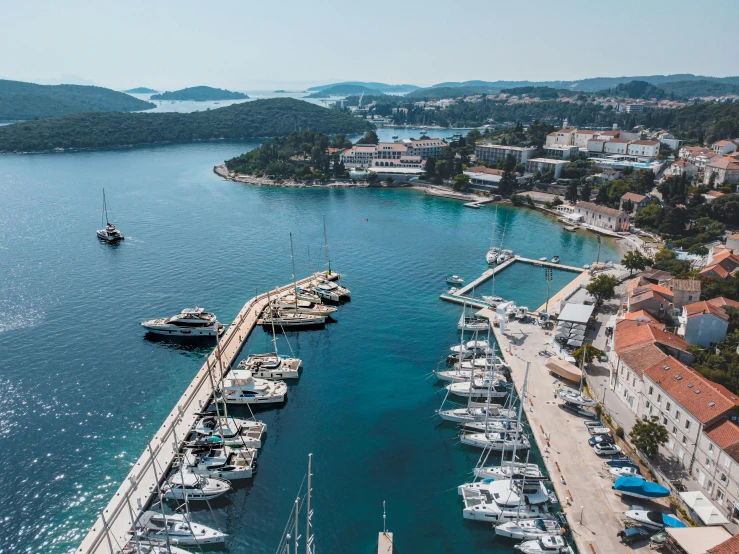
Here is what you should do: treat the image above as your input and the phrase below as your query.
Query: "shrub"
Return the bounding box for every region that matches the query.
[616,426,625,439]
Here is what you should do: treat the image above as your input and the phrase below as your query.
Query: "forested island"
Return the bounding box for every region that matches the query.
[123,87,158,94]
[150,86,248,101]
[0,79,155,121]
[0,98,371,153]
[306,84,383,98]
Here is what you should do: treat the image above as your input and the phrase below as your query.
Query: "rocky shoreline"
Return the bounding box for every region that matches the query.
[214,164,392,188]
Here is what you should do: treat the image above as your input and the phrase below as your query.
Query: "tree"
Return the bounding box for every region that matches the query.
[586,274,619,305]
[572,344,604,366]
[595,185,609,205]
[498,153,517,196]
[621,199,634,214]
[565,181,579,204]
[634,202,663,231]
[659,207,688,238]
[581,182,592,202]
[356,130,379,145]
[622,250,651,276]
[630,416,669,458]
[425,156,436,177]
[452,173,470,192]
[367,172,379,184]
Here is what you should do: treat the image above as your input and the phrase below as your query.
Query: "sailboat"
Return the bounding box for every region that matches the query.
[485,209,500,264]
[135,511,227,546]
[96,188,124,242]
[276,454,315,554]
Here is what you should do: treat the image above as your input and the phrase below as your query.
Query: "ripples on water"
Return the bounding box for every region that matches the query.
[0,134,619,553]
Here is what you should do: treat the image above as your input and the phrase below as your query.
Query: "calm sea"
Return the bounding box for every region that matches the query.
[0,127,619,553]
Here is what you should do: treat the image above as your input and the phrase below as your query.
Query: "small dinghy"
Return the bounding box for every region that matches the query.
[446,274,464,285]
[557,388,596,407]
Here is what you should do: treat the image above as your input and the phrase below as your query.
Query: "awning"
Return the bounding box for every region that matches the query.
[558,303,595,325]
[665,527,731,554]
[679,491,730,526]
[545,357,582,383]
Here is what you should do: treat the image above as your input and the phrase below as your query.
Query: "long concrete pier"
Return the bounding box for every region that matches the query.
[77,271,337,554]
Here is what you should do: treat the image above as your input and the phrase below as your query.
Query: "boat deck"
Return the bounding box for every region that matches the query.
[76,272,338,554]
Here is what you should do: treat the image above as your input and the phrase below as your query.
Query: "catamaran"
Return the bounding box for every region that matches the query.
[460,478,551,522]
[238,354,302,379]
[474,460,545,481]
[220,369,288,404]
[192,414,266,448]
[181,443,258,480]
[96,188,124,242]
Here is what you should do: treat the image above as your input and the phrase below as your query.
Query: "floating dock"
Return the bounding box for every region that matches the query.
[77,271,338,554]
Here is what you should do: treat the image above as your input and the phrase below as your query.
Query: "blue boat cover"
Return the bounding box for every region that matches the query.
[662,513,686,528]
[614,477,669,498]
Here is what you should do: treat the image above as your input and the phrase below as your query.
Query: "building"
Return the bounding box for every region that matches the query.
[625,103,647,113]
[704,190,725,203]
[726,232,739,254]
[619,192,650,214]
[699,249,739,280]
[712,140,738,156]
[667,279,701,311]
[677,299,739,347]
[669,159,698,179]
[604,138,631,156]
[704,156,739,186]
[625,281,674,318]
[404,138,446,159]
[657,132,682,151]
[370,156,423,169]
[627,140,661,160]
[475,144,537,164]
[695,419,739,521]
[341,140,445,168]
[545,128,577,146]
[543,144,579,160]
[374,142,408,161]
[573,129,599,148]
[463,166,504,191]
[525,158,569,180]
[624,310,658,323]
[572,201,630,232]
[340,145,378,167]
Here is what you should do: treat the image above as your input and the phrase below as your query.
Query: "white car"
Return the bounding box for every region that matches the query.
[593,443,622,456]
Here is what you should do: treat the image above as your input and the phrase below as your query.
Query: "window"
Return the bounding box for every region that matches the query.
[646,401,651,410]
[675,410,681,422]
[707,480,714,493]
[682,435,688,445]
[663,416,668,425]
[720,472,728,484]
[685,420,691,431]
[724,457,731,469]
[717,489,725,503]
[665,400,669,410]
[649,386,654,396]
[673,426,677,434]
[709,444,715,453]
[658,394,662,404]
[706,458,711,467]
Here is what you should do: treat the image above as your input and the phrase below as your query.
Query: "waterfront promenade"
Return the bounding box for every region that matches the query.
[76,271,337,554]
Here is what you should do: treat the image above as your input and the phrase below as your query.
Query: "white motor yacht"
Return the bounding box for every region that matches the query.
[557,389,597,407]
[141,307,223,337]
[460,431,530,451]
[461,479,551,522]
[486,248,500,265]
[495,518,563,540]
[221,370,287,404]
[515,535,573,554]
[182,444,258,480]
[551,256,560,264]
[446,378,509,399]
[238,353,302,379]
[136,511,227,547]
[258,310,326,328]
[474,461,545,481]
[437,403,516,423]
[446,275,464,285]
[161,471,231,501]
[193,414,266,448]
[459,477,549,499]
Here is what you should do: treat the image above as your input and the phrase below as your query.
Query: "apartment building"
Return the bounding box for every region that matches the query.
[627,140,661,159]
[475,144,537,164]
[704,156,739,186]
[525,158,569,179]
[694,418,739,521]
[404,138,446,159]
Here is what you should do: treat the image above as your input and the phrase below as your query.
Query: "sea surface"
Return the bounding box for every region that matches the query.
[0,129,619,553]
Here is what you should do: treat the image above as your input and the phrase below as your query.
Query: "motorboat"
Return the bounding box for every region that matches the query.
[311,278,350,302]
[609,466,641,478]
[613,476,669,500]
[482,295,504,304]
[474,461,546,481]
[448,287,459,294]
[461,479,550,522]
[625,510,686,530]
[141,307,223,337]
[495,518,563,540]
[282,287,322,304]
[446,377,508,399]
[192,414,266,448]
[458,314,490,332]
[557,389,596,407]
[460,431,530,451]
[136,511,227,547]
[551,256,560,264]
[515,535,574,554]
[181,444,258,480]
[161,471,231,501]
[271,299,337,318]
[437,402,516,423]
[257,310,326,328]
[238,353,302,379]
[220,370,287,404]
[486,247,500,265]
[96,189,124,242]
[539,257,547,262]
[446,275,464,285]
[497,249,513,264]
[392,133,399,139]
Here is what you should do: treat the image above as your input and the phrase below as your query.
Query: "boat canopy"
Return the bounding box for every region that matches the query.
[614,476,669,499]
[544,357,582,383]
[679,491,730,526]
[665,527,732,554]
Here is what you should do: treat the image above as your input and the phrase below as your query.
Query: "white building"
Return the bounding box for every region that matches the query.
[694,419,739,520]
[627,140,661,160]
[543,144,579,159]
[712,140,738,156]
[669,160,698,179]
[475,144,537,164]
[403,138,446,159]
[545,128,577,146]
[573,201,630,232]
[340,145,378,168]
[525,158,569,180]
[604,138,631,156]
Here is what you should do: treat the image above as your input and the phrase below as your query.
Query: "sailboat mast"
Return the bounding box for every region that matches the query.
[322,214,330,275]
[268,289,278,354]
[512,362,530,462]
[206,361,225,441]
[579,344,587,393]
[215,334,229,422]
[290,232,298,311]
[102,188,109,227]
[305,453,313,554]
[293,497,300,554]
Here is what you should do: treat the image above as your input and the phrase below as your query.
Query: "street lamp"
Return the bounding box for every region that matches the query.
[580,506,585,524]
[544,267,553,313]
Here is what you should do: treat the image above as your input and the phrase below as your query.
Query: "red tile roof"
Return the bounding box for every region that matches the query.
[643,357,737,423]
[466,166,504,176]
[683,300,730,322]
[700,252,739,280]
[621,192,647,202]
[619,344,670,377]
[709,534,739,554]
[704,419,739,450]
[614,320,690,357]
[630,140,660,146]
[624,310,658,323]
[708,297,739,309]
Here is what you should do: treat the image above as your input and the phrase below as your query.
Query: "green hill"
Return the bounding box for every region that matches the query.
[307,81,419,93]
[601,80,666,100]
[0,97,373,153]
[406,86,497,99]
[659,80,739,98]
[0,79,155,121]
[123,87,158,94]
[306,84,384,98]
[150,86,248,101]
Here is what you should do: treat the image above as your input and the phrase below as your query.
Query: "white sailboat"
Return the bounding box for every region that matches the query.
[515,535,574,554]
[446,377,509,399]
[181,443,258,480]
[192,414,266,448]
[96,188,124,242]
[136,511,227,547]
[161,471,231,501]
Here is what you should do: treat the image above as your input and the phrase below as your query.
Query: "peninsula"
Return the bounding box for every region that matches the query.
[0,79,155,121]
[0,98,372,153]
[123,87,158,94]
[150,86,248,101]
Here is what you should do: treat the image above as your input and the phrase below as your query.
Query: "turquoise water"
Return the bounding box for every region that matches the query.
[0,137,619,553]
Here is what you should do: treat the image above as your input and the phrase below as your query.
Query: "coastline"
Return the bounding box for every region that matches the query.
[213,164,373,188]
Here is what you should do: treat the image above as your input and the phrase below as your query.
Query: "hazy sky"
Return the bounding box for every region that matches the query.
[2,0,737,91]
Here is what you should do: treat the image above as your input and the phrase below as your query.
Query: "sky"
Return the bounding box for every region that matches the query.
[2,0,738,91]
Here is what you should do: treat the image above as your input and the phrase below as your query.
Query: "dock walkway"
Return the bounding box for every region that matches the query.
[77,271,336,554]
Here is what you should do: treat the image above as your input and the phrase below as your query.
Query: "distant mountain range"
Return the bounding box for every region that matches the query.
[150,86,249,101]
[306,81,420,93]
[124,87,158,94]
[0,79,155,121]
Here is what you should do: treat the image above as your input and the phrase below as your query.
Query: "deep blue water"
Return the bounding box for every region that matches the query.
[0,132,619,553]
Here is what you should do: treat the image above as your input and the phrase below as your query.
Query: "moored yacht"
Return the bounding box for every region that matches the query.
[446,377,508,399]
[311,278,350,302]
[220,369,287,404]
[141,307,223,337]
[238,353,302,379]
[460,430,530,451]
[495,517,563,540]
[192,414,266,448]
[434,368,506,383]
[161,471,231,501]
[182,443,258,480]
[136,511,227,547]
[437,402,516,423]
[460,479,550,522]
[458,313,490,332]
[515,535,574,554]
[486,247,500,265]
[257,309,326,328]
[461,419,522,434]
[271,298,337,317]
[474,461,545,481]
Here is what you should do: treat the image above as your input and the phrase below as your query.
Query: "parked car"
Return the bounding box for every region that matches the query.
[588,435,614,447]
[618,526,651,545]
[594,443,622,456]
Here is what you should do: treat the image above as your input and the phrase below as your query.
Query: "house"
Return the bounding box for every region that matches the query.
[573,129,599,148]
[545,128,577,146]
[699,250,739,280]
[525,158,569,180]
[624,310,657,323]
[726,232,739,254]
[626,282,674,318]
[666,279,701,311]
[704,156,739,186]
[677,299,738,347]
[573,201,630,232]
[604,138,631,156]
[619,192,650,214]
[704,190,725,203]
[639,269,674,285]
[463,166,519,191]
[657,132,682,151]
[639,356,737,471]
[695,419,739,521]
[712,140,738,156]
[669,160,698,179]
[475,144,537,164]
[627,140,661,160]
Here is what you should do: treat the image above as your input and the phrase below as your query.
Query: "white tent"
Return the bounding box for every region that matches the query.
[557,303,595,325]
[666,527,731,554]
[679,491,730,526]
